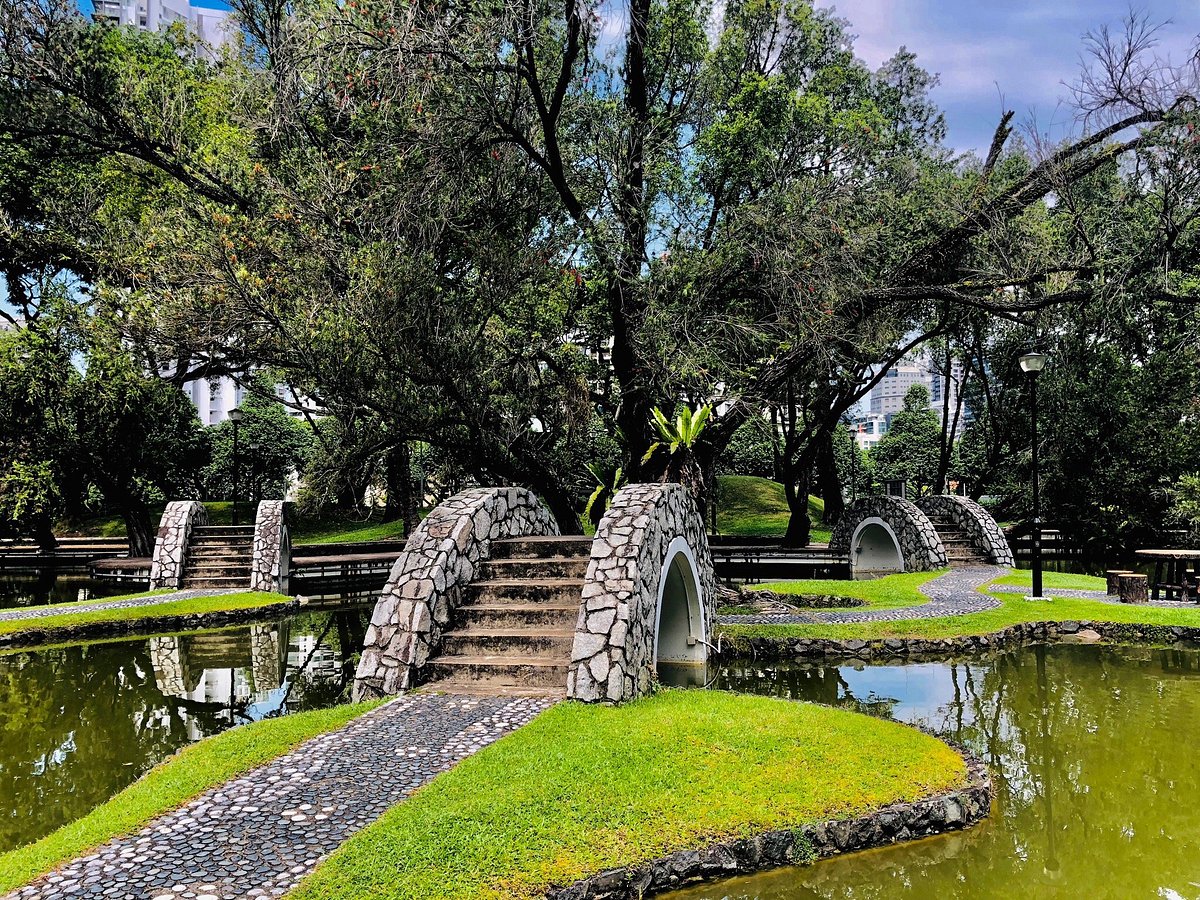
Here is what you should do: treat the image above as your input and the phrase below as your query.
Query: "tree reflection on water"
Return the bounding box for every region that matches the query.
[681,643,1200,899]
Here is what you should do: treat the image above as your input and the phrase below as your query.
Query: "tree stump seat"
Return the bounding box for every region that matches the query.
[1106,569,1134,596]
[1118,573,1148,605]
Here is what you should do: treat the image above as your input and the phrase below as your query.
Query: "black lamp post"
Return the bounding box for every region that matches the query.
[1020,351,1049,600]
[229,407,244,526]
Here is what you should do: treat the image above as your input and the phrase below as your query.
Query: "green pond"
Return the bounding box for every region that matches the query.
[666,643,1200,899]
[0,603,371,854]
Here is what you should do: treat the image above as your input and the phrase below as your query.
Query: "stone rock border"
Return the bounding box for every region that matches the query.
[0,599,300,651]
[251,500,290,593]
[739,590,868,610]
[916,495,1014,566]
[829,496,946,573]
[546,750,990,899]
[354,487,559,699]
[722,618,1200,663]
[149,501,209,590]
[568,483,716,703]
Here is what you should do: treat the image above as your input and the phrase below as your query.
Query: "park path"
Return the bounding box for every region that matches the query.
[717,567,1007,625]
[0,590,226,624]
[4,693,552,900]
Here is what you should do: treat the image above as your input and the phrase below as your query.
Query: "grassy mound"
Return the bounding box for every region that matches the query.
[715,476,829,542]
[718,570,1200,641]
[291,690,967,900]
[0,701,381,893]
[0,591,287,639]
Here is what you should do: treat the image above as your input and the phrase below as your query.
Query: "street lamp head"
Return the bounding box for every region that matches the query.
[1019,351,1048,375]
[228,407,244,423]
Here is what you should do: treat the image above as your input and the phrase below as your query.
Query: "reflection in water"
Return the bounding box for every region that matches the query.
[0,604,370,854]
[0,572,130,611]
[669,644,1200,899]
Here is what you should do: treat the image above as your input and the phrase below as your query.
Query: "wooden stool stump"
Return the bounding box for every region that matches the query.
[1106,569,1134,596]
[1118,573,1148,605]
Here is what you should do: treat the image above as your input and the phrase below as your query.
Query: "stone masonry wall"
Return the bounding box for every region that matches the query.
[917,495,1015,566]
[829,496,947,572]
[149,501,209,590]
[353,487,559,700]
[567,483,716,703]
[250,500,290,593]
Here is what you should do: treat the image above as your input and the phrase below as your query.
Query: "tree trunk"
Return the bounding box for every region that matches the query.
[383,441,419,534]
[782,465,814,548]
[33,515,58,552]
[817,431,844,526]
[121,498,156,558]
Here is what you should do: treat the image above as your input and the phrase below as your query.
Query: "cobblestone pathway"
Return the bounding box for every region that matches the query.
[718,567,1006,625]
[5,693,551,900]
[987,582,1190,607]
[0,590,226,624]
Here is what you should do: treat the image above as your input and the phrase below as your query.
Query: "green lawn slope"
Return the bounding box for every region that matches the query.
[290,690,967,900]
[715,476,830,543]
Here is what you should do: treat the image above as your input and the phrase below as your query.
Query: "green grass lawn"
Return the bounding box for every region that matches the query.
[0,701,382,893]
[0,591,288,638]
[717,570,1200,642]
[290,690,967,900]
[748,571,945,611]
[60,502,410,545]
[715,476,831,543]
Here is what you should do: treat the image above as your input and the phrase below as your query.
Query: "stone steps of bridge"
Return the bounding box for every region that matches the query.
[478,556,590,580]
[488,536,593,559]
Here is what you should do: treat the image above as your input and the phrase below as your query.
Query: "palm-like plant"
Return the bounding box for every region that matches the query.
[583,462,625,529]
[641,404,712,504]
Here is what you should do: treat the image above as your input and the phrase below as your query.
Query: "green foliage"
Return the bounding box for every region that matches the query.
[201,376,312,502]
[717,418,776,479]
[715,475,829,541]
[1168,473,1200,541]
[582,463,625,531]
[291,690,966,900]
[642,404,713,465]
[870,384,941,493]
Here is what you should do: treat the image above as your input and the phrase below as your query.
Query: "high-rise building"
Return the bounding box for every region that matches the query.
[91,0,231,51]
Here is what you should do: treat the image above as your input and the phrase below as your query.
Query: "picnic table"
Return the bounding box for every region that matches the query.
[1134,549,1200,602]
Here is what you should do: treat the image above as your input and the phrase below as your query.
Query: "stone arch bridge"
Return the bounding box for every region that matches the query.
[829,494,1013,578]
[353,483,716,703]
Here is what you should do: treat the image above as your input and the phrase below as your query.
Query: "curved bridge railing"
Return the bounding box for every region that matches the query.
[567,483,716,703]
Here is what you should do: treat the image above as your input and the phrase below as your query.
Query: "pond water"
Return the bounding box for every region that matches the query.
[0,603,371,854]
[666,643,1200,899]
[0,572,132,611]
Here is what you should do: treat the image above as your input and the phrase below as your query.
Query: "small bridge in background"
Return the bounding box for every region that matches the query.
[830,494,1014,578]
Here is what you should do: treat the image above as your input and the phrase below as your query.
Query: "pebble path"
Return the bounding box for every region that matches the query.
[717,567,1006,625]
[5,693,552,900]
[0,590,226,624]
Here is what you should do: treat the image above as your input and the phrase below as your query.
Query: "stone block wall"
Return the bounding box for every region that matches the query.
[829,496,947,573]
[149,501,209,590]
[567,483,716,704]
[353,487,559,700]
[250,500,290,593]
[917,495,1015,566]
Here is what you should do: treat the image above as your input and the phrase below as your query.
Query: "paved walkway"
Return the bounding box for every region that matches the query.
[717,567,1006,625]
[987,582,1192,608]
[5,693,551,900]
[0,590,226,624]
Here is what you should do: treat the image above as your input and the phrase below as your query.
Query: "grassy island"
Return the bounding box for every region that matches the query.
[291,690,967,900]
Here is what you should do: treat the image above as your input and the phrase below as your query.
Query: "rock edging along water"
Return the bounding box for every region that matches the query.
[0,598,300,650]
[546,751,990,900]
[720,618,1200,662]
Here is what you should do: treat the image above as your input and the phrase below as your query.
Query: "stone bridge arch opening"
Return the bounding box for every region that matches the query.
[850,517,904,578]
[654,537,707,684]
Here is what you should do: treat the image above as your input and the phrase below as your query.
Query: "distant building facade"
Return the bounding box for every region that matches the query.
[91,0,232,51]
[852,352,971,449]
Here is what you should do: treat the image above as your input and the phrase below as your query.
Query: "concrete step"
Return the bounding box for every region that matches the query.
[489,536,593,560]
[456,603,579,631]
[178,564,249,578]
[418,678,565,698]
[424,655,570,689]
[439,629,575,658]
[185,554,252,566]
[191,537,254,547]
[466,579,583,605]
[478,557,590,580]
[182,575,252,589]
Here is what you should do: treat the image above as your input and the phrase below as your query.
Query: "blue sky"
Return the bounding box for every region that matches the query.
[821,0,1200,153]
